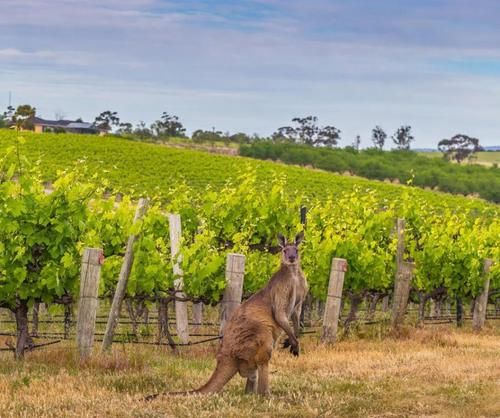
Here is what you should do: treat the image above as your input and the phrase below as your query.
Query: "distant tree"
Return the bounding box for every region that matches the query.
[250,133,267,142]
[229,132,251,143]
[371,126,386,150]
[151,112,186,138]
[133,121,152,140]
[13,104,36,130]
[438,134,482,163]
[222,131,232,144]
[75,117,83,123]
[2,105,15,123]
[318,125,341,147]
[273,116,341,147]
[292,116,319,145]
[116,122,133,135]
[352,135,361,151]
[271,126,296,143]
[191,129,203,141]
[192,129,223,143]
[0,114,6,128]
[94,111,120,133]
[191,129,252,144]
[392,125,414,150]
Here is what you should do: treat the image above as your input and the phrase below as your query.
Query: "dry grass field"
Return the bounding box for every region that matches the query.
[1,325,499,418]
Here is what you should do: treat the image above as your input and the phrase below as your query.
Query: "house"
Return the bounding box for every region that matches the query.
[31,117,103,134]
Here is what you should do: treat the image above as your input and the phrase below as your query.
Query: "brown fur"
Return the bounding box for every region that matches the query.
[145,233,307,400]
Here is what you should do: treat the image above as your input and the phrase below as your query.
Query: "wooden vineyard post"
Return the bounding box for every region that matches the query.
[220,254,246,335]
[169,213,189,344]
[429,299,436,318]
[102,198,148,351]
[382,295,390,312]
[76,248,103,360]
[391,261,415,330]
[192,302,203,334]
[473,259,493,331]
[321,258,347,344]
[391,218,412,330]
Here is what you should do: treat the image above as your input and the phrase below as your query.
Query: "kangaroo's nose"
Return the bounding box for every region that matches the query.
[289,256,296,262]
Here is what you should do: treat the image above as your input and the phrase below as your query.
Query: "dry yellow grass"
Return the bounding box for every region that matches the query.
[1,326,499,418]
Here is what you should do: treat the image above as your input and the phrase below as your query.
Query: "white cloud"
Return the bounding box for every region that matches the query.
[0,48,55,58]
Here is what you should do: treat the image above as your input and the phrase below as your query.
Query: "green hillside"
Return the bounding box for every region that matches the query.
[0,130,494,213]
[239,143,500,203]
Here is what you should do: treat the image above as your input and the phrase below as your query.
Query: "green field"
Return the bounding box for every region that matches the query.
[476,151,500,164]
[0,130,494,212]
[419,151,500,166]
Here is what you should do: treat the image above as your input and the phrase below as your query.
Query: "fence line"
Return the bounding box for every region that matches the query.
[1,210,497,358]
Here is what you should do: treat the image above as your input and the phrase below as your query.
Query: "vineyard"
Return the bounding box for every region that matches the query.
[0,129,495,209]
[0,131,499,358]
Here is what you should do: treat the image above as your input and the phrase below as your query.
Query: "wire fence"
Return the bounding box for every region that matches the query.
[1,304,499,354]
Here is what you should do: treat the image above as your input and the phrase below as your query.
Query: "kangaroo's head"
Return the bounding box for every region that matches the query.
[278,232,304,266]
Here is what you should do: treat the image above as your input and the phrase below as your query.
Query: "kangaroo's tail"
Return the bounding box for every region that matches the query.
[144,357,238,400]
[194,357,238,394]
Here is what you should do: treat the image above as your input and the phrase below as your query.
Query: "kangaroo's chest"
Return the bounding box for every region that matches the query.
[286,275,300,317]
[293,271,307,302]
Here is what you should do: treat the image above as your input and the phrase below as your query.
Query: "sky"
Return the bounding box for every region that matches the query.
[1,0,500,148]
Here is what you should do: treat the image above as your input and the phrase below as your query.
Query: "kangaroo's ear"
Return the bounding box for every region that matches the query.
[295,231,304,246]
[277,233,287,248]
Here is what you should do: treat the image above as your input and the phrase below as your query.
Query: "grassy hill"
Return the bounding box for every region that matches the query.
[239,143,500,203]
[0,130,495,213]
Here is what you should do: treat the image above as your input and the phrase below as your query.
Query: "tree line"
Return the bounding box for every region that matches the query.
[0,105,486,164]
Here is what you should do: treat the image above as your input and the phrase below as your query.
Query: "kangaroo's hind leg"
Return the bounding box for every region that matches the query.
[238,361,258,394]
[254,336,273,396]
[245,370,257,394]
[257,362,270,396]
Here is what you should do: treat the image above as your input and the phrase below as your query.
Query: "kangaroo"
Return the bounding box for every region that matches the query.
[145,232,308,399]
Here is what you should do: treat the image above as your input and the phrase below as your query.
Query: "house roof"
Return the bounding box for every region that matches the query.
[66,122,94,129]
[32,117,73,127]
[33,117,97,130]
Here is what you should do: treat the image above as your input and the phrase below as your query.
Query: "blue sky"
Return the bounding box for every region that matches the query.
[1,0,500,147]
